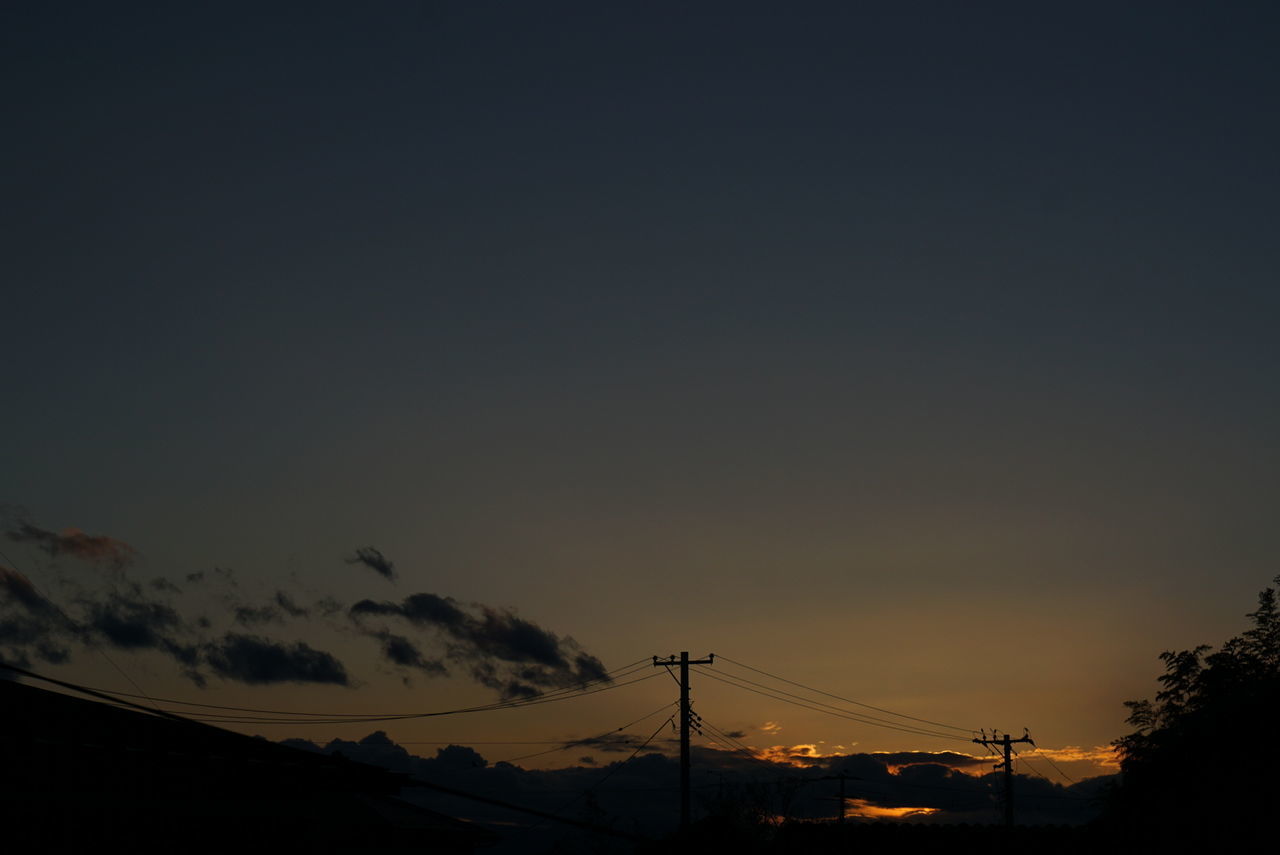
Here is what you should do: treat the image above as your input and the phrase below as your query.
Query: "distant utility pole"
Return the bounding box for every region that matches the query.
[653,651,714,829]
[815,772,856,823]
[973,729,1034,828]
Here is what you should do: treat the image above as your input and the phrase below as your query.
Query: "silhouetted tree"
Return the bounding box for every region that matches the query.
[1104,576,1279,844]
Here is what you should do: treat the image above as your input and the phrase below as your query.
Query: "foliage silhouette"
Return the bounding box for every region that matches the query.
[1104,576,1279,842]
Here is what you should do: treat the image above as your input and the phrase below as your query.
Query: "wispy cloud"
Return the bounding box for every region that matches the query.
[6,520,136,569]
[346,546,396,581]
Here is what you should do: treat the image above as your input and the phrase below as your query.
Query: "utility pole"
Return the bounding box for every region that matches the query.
[653,651,714,829]
[814,772,856,823]
[973,729,1034,828]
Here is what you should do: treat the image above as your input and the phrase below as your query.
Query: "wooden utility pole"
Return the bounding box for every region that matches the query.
[973,730,1034,828]
[653,652,714,829]
[814,772,856,823]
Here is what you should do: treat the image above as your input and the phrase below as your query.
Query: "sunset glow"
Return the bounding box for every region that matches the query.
[845,799,942,821]
[6,2,1278,846]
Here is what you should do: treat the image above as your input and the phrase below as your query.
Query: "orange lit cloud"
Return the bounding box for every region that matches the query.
[871,750,992,777]
[845,798,940,821]
[6,521,137,569]
[1028,745,1121,771]
[756,743,844,766]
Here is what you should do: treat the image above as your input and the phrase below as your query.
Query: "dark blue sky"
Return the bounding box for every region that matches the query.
[4,1,1279,764]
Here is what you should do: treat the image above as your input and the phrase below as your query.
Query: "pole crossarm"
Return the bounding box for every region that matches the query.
[653,651,714,829]
[973,729,1035,828]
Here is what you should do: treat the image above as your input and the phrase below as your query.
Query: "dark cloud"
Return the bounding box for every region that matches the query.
[203,633,349,686]
[2,550,347,688]
[1,566,76,668]
[2,518,602,700]
[274,591,308,618]
[85,593,183,650]
[234,604,284,626]
[350,592,610,698]
[314,596,344,617]
[376,631,448,677]
[231,590,311,627]
[293,732,1114,838]
[6,520,136,569]
[0,565,58,616]
[346,546,396,581]
[429,744,487,771]
[568,732,655,754]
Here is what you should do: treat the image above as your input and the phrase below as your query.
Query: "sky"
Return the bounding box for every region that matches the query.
[3,0,1279,824]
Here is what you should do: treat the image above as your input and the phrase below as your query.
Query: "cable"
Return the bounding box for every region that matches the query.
[497,700,678,764]
[84,658,652,719]
[172,671,666,725]
[1009,746,1090,797]
[0,545,154,703]
[1030,749,1081,786]
[71,659,651,723]
[700,665,968,740]
[503,713,677,842]
[698,719,783,774]
[691,667,973,743]
[717,654,973,733]
[2,659,662,728]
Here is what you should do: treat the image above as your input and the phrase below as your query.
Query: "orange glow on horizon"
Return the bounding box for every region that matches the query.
[845,798,941,820]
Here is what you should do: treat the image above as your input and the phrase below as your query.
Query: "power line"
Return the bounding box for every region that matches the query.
[175,672,666,725]
[1,660,663,727]
[76,658,653,719]
[499,712,677,844]
[700,665,967,740]
[691,666,973,743]
[497,700,678,764]
[717,654,973,734]
[0,545,154,703]
[1026,748,1082,786]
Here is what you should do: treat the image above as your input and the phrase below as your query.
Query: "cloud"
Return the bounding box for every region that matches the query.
[757,743,847,766]
[84,592,183,650]
[871,750,995,775]
[350,592,610,698]
[203,633,349,686]
[375,631,448,677]
[234,603,284,626]
[231,591,310,627]
[150,577,181,594]
[0,565,73,668]
[346,546,396,580]
[6,521,137,569]
[1028,745,1121,770]
[284,730,1115,841]
[1,565,58,616]
[2,515,606,700]
[274,591,309,618]
[1,533,349,688]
